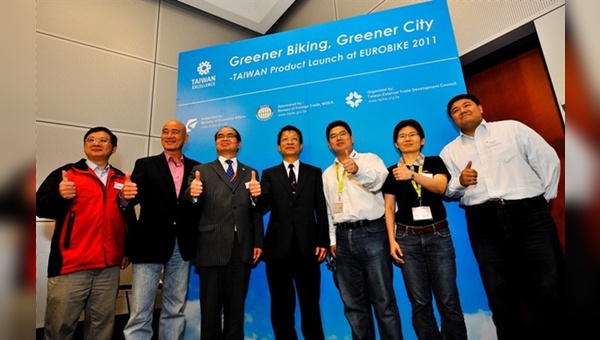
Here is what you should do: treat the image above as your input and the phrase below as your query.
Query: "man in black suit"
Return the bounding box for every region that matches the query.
[185,125,263,340]
[260,125,329,340]
[120,120,200,339]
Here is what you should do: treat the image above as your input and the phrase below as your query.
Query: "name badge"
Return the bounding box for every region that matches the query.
[412,206,433,221]
[114,182,124,190]
[333,201,344,214]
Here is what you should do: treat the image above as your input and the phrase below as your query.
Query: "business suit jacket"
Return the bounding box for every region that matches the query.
[260,162,329,260]
[126,153,200,263]
[185,159,264,267]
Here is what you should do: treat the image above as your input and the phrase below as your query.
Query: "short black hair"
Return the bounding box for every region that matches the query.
[214,126,241,142]
[325,120,352,140]
[277,125,303,144]
[393,119,425,151]
[446,93,481,117]
[84,126,118,146]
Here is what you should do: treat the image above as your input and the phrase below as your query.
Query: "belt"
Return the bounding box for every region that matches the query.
[335,217,383,230]
[396,220,448,235]
[470,195,545,209]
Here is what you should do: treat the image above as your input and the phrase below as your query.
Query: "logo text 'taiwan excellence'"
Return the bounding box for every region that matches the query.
[191,61,216,89]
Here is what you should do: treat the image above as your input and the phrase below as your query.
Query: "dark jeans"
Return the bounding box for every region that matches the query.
[396,224,467,340]
[465,195,565,340]
[335,219,403,340]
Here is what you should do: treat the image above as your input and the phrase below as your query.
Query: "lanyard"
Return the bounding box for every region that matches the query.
[334,162,347,199]
[410,165,423,205]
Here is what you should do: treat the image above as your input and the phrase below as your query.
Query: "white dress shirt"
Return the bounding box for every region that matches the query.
[440,119,560,206]
[322,150,389,245]
[283,159,300,181]
[86,159,110,186]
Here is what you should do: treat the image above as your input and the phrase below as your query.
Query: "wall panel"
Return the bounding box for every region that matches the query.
[37,35,154,134]
[37,0,159,61]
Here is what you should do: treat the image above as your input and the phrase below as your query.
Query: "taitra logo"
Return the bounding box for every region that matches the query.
[256,105,273,121]
[197,61,211,75]
[345,91,363,108]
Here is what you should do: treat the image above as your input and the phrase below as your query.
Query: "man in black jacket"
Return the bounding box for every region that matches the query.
[260,125,329,340]
[121,120,200,339]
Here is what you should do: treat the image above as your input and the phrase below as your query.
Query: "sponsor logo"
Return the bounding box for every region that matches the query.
[256,105,274,121]
[186,118,198,132]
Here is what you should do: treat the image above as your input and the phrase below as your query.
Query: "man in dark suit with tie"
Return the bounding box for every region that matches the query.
[259,125,329,340]
[120,120,200,339]
[185,125,263,340]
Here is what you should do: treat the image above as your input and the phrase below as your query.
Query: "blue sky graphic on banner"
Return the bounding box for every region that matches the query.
[177,1,497,339]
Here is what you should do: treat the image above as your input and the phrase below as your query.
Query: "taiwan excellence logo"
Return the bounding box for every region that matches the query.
[345,91,363,108]
[197,61,211,75]
[191,61,216,90]
[256,105,273,121]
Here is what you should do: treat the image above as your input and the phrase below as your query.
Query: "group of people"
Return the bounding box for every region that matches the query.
[37,93,564,340]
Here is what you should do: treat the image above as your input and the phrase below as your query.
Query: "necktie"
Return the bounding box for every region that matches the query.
[288,164,297,193]
[225,159,234,185]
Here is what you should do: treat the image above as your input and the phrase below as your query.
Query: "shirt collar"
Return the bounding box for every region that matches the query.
[218,155,237,166]
[401,153,425,167]
[460,119,488,138]
[283,159,299,169]
[334,150,357,164]
[85,159,110,172]
[164,152,185,165]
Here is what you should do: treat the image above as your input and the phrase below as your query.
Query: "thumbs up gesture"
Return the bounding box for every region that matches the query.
[341,149,358,175]
[248,170,261,198]
[190,170,203,198]
[459,161,478,186]
[59,170,77,199]
[392,158,412,181]
[120,172,138,200]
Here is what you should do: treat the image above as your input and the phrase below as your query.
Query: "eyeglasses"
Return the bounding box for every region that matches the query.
[328,131,348,140]
[216,133,237,140]
[280,137,300,143]
[85,138,111,145]
[398,132,419,139]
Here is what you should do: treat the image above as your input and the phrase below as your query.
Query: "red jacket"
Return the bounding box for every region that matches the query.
[36,159,131,277]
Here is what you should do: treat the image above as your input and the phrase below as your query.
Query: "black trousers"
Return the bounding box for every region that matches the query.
[198,233,251,340]
[265,237,325,340]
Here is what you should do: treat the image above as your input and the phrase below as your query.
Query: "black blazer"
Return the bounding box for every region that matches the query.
[260,162,329,260]
[126,153,200,263]
[184,159,264,266]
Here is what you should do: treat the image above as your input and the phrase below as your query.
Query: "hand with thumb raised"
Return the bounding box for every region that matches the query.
[120,171,138,200]
[341,149,358,175]
[190,170,203,197]
[59,170,77,199]
[249,170,261,198]
[393,158,411,181]
[459,160,478,186]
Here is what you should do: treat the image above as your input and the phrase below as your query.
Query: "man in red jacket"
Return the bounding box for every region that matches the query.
[36,126,132,340]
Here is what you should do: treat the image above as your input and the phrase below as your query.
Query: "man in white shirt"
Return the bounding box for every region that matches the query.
[440,93,564,340]
[322,120,403,340]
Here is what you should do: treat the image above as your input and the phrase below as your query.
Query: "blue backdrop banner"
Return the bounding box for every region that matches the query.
[177,1,495,339]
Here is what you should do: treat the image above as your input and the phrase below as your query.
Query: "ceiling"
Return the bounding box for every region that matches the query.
[177,0,295,34]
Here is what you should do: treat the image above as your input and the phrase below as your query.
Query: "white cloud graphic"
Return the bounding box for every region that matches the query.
[465,310,497,340]
[183,298,201,339]
[183,300,496,339]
